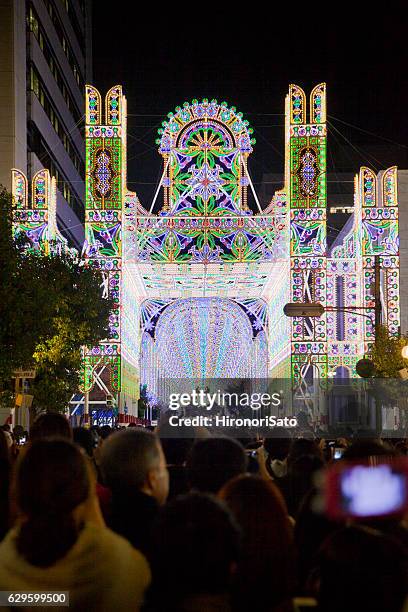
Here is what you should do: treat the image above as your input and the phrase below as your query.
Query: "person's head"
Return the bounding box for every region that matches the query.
[263,429,291,461]
[294,488,340,591]
[395,440,408,455]
[0,429,9,465]
[220,475,295,609]
[100,428,169,504]
[316,525,408,612]
[0,429,11,540]
[98,425,113,440]
[30,412,72,442]
[187,437,248,494]
[342,439,396,461]
[149,492,240,606]
[288,437,323,466]
[15,438,90,567]
[73,427,94,457]
[280,439,324,518]
[157,420,195,466]
[1,430,12,450]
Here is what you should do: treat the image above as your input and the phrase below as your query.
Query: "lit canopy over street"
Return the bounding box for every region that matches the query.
[11,84,401,424]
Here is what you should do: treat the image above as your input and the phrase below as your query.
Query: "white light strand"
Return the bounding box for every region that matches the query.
[148,155,171,214]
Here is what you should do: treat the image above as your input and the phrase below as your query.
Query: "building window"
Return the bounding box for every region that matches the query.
[29,65,85,177]
[27,4,82,124]
[27,120,85,224]
[30,66,39,98]
[28,6,38,38]
[40,0,85,90]
[61,0,86,54]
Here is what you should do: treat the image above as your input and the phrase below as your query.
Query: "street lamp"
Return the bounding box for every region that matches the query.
[283,301,376,378]
[283,302,375,323]
[283,302,325,318]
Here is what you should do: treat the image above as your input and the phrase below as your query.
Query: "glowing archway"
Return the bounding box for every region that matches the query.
[10,83,401,427]
[154,298,258,379]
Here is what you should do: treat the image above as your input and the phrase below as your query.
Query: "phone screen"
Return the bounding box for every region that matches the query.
[334,448,343,460]
[339,464,407,517]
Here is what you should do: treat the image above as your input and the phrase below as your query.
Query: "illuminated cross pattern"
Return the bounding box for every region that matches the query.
[300,150,317,196]
[185,163,227,201]
[95,152,111,196]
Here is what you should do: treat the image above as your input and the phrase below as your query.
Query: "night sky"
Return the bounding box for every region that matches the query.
[92,6,407,211]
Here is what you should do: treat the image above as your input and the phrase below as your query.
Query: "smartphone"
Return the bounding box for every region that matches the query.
[333,447,344,460]
[17,436,26,445]
[325,458,408,520]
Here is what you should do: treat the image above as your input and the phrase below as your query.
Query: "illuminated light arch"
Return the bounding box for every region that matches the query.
[154,298,259,379]
[11,168,72,256]
[11,169,28,209]
[360,166,377,208]
[310,83,326,124]
[155,99,255,220]
[359,166,400,339]
[157,98,255,155]
[11,83,402,426]
[32,169,50,210]
[155,297,262,379]
[106,85,123,126]
[85,85,102,125]
[382,166,398,207]
[289,84,306,124]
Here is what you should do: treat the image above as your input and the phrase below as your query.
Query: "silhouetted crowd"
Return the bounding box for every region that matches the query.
[0,413,407,611]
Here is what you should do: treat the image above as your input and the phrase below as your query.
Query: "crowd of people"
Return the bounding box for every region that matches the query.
[0,413,407,611]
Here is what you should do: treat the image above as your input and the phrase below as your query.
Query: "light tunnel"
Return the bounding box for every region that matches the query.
[140,297,268,383]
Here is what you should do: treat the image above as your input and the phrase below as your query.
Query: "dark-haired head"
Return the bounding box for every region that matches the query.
[220,475,295,610]
[98,425,113,440]
[187,437,247,494]
[29,412,72,442]
[342,439,396,461]
[0,430,10,540]
[316,525,408,612]
[148,492,240,608]
[157,420,195,466]
[0,429,9,465]
[263,428,291,461]
[295,488,340,592]
[288,437,323,466]
[73,427,94,457]
[277,438,324,518]
[16,438,89,567]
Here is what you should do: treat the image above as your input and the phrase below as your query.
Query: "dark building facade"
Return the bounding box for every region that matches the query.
[0,0,91,247]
